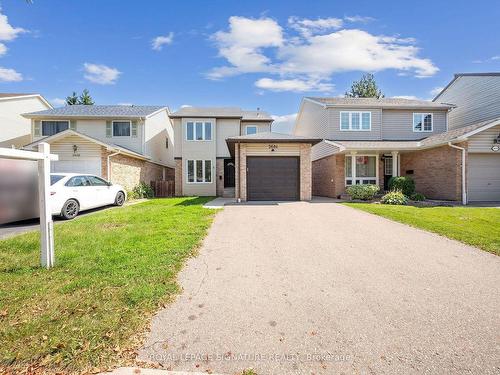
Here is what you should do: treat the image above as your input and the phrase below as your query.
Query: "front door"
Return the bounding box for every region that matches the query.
[384,157,393,190]
[224,159,235,188]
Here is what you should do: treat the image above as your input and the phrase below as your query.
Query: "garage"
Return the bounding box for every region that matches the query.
[51,158,102,176]
[468,154,500,201]
[247,156,299,201]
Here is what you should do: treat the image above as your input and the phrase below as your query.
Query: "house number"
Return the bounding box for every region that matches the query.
[492,145,500,152]
[268,144,279,151]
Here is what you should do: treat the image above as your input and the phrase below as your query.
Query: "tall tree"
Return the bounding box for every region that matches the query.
[78,89,94,105]
[65,92,79,105]
[345,73,384,98]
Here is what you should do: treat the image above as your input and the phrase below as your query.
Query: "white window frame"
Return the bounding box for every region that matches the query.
[413,113,433,133]
[245,125,258,135]
[345,154,379,185]
[186,159,213,184]
[112,120,132,137]
[340,111,371,131]
[41,120,70,136]
[186,121,212,141]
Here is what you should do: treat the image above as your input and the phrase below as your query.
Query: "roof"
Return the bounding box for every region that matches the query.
[306,97,453,110]
[0,93,53,108]
[169,106,273,121]
[433,72,500,101]
[0,93,35,98]
[226,131,321,144]
[23,105,167,119]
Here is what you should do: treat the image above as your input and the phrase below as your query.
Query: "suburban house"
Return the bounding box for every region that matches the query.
[22,105,175,190]
[169,107,319,201]
[294,94,500,203]
[0,93,52,148]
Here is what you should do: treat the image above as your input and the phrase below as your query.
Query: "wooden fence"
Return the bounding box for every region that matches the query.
[150,180,175,197]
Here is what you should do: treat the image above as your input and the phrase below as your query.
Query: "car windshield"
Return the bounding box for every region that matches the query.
[50,175,65,185]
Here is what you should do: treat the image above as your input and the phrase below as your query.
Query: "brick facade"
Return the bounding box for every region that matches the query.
[174,159,182,196]
[400,143,466,201]
[299,144,312,200]
[312,154,345,198]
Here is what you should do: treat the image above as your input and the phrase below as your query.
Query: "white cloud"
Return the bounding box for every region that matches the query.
[271,113,297,134]
[0,67,22,82]
[209,16,439,91]
[255,77,333,92]
[0,11,25,41]
[180,104,192,108]
[430,86,444,97]
[392,95,420,100]
[51,98,66,107]
[83,63,121,85]
[151,32,174,51]
[344,15,375,23]
[117,102,134,106]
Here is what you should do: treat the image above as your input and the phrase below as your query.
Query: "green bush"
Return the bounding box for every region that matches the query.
[388,176,415,196]
[381,190,408,205]
[346,184,380,200]
[410,192,426,201]
[128,182,154,200]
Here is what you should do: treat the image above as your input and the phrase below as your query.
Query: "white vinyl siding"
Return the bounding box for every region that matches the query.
[186,160,212,183]
[413,113,433,132]
[340,111,371,131]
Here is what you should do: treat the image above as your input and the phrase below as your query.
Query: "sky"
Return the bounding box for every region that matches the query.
[0,0,499,132]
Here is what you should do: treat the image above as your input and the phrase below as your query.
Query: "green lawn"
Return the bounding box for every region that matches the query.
[0,197,216,374]
[344,203,500,255]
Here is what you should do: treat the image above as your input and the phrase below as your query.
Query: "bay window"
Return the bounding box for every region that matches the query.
[187,160,212,183]
[345,155,377,185]
[186,121,212,141]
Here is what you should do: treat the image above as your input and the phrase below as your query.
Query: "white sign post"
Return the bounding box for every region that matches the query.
[0,142,58,268]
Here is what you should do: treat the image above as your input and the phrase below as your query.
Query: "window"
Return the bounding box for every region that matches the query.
[345,155,377,185]
[87,176,109,186]
[42,121,69,136]
[246,125,257,135]
[186,121,212,141]
[165,136,169,149]
[413,113,433,132]
[65,176,91,187]
[340,112,371,131]
[113,121,131,137]
[50,175,65,185]
[186,160,212,183]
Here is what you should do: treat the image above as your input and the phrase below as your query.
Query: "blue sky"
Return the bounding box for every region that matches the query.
[0,0,499,131]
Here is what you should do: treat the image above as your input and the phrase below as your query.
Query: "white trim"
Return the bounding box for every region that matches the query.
[112,120,132,138]
[345,154,378,186]
[40,119,70,137]
[303,97,327,108]
[340,111,372,131]
[412,113,433,132]
[245,125,258,135]
[448,142,467,205]
[145,107,168,118]
[185,159,213,184]
[186,121,213,141]
[0,94,53,109]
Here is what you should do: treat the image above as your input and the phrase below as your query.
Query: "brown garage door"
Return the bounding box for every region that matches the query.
[247,156,299,201]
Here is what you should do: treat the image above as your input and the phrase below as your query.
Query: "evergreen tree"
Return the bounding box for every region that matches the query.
[78,89,94,105]
[345,73,384,98]
[65,92,79,105]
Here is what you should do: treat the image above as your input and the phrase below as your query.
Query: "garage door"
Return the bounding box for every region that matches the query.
[51,159,102,177]
[468,154,500,201]
[247,156,299,201]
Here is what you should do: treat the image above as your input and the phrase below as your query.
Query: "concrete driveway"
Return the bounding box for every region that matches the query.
[139,201,500,375]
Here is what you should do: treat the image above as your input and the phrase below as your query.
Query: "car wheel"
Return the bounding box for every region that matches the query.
[114,191,125,206]
[61,199,79,220]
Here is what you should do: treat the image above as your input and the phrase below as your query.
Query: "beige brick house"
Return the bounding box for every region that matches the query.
[294,95,500,204]
[22,105,175,190]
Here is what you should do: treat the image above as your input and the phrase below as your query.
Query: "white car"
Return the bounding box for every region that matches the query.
[50,173,126,220]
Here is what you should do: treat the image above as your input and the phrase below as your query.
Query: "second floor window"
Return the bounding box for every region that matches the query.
[413,113,433,132]
[340,111,371,131]
[187,121,212,141]
[113,121,131,137]
[246,125,257,135]
[42,120,69,136]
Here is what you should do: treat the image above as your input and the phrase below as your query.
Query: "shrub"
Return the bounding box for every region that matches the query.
[381,190,408,205]
[388,176,415,196]
[346,184,380,200]
[410,192,426,201]
[128,182,154,200]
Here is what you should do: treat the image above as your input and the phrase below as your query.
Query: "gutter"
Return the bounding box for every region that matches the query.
[448,142,467,205]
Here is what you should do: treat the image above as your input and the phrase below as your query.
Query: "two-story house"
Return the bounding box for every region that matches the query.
[294,95,500,203]
[0,93,52,148]
[22,105,175,190]
[169,107,320,201]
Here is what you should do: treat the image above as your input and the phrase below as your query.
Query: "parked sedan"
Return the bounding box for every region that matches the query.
[50,174,126,219]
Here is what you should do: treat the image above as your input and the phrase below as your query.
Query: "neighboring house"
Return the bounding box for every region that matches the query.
[294,95,500,203]
[0,93,52,148]
[22,105,175,190]
[169,107,319,201]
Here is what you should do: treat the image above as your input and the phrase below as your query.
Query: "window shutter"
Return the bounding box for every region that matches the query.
[106,121,112,137]
[69,120,77,131]
[34,120,41,137]
[131,121,138,137]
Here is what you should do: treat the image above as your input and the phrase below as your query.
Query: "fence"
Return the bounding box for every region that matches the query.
[150,180,175,197]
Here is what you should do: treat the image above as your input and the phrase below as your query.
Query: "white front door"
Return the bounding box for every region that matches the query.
[51,158,101,177]
[468,154,500,201]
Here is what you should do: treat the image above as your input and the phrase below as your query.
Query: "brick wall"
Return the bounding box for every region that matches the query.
[312,154,345,198]
[175,159,182,196]
[400,143,466,201]
[300,144,312,200]
[239,144,247,201]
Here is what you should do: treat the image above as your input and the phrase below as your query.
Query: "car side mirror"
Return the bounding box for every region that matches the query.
[107,181,113,186]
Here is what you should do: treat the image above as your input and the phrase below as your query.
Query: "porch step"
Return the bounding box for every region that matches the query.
[223,187,235,198]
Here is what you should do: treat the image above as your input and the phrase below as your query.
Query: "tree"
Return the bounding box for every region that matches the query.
[78,89,94,105]
[345,73,384,98]
[65,92,79,105]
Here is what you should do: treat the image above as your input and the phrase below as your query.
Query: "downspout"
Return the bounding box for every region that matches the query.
[448,142,467,205]
[236,142,241,202]
[107,150,120,182]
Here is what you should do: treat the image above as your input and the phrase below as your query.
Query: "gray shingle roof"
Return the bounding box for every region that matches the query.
[170,106,273,120]
[307,97,453,109]
[23,105,166,118]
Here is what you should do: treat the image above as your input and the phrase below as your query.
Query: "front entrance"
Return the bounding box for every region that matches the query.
[384,157,393,190]
[246,156,299,201]
[224,159,235,188]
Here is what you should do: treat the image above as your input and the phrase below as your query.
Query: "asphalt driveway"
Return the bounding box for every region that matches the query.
[139,201,500,375]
